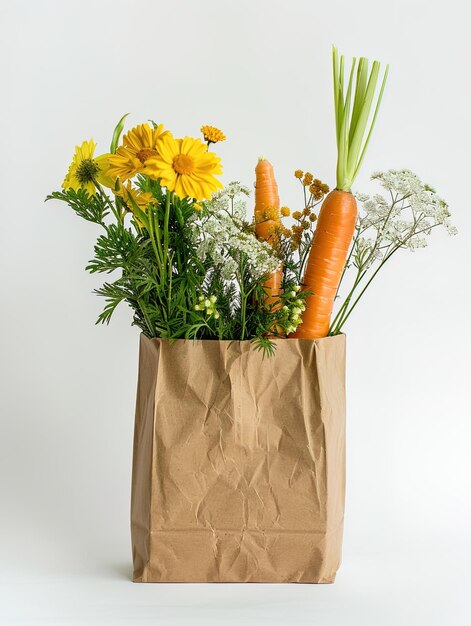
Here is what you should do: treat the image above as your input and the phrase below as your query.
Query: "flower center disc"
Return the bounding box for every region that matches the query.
[76,158,100,184]
[172,154,195,176]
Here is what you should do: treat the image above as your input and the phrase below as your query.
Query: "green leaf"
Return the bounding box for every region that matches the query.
[110,113,129,153]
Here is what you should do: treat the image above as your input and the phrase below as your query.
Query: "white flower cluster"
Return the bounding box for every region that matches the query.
[356,169,456,259]
[190,182,280,281]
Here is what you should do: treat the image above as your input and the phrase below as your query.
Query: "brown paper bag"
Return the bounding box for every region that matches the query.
[131,335,346,583]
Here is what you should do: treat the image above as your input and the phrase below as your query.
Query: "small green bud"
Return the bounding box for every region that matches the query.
[198,295,205,302]
[210,295,217,304]
[204,299,211,308]
[214,310,220,319]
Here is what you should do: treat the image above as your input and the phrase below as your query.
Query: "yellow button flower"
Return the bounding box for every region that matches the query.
[201,125,226,144]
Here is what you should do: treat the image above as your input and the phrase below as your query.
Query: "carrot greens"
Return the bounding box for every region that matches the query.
[333,46,389,192]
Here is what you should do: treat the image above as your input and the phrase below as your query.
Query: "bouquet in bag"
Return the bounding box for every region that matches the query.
[47,48,456,350]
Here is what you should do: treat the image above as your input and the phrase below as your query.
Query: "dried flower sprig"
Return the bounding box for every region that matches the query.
[272,169,329,282]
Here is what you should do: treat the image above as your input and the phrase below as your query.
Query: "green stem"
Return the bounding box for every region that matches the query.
[238,259,248,340]
[167,251,174,317]
[333,252,395,334]
[329,264,366,334]
[240,292,247,340]
[331,193,402,333]
[299,235,313,280]
[332,219,428,334]
[147,207,163,267]
[335,226,360,298]
[95,183,121,223]
[164,191,171,259]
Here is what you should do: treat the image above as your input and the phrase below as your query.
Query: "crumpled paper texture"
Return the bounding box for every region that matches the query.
[131,335,346,583]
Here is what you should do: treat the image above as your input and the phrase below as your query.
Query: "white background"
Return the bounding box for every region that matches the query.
[1,0,470,624]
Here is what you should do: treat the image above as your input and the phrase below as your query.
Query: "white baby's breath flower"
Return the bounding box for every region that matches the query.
[406,234,428,250]
[192,182,280,281]
[220,259,238,280]
[371,169,423,196]
[356,169,456,254]
[225,181,250,199]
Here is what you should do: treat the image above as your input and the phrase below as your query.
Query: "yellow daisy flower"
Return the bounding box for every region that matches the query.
[62,139,113,195]
[107,123,167,181]
[201,125,226,144]
[114,181,155,229]
[115,181,154,208]
[146,133,223,201]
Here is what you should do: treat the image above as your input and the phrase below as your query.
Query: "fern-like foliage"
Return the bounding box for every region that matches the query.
[94,279,135,325]
[46,189,109,225]
[86,224,142,274]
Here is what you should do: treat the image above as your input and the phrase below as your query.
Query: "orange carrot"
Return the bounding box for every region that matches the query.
[255,157,280,217]
[255,219,278,247]
[261,268,283,308]
[292,47,388,339]
[292,190,357,338]
[254,158,283,308]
